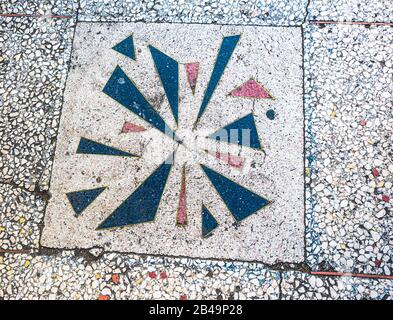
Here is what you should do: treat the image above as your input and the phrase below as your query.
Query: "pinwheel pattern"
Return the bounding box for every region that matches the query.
[66,34,275,237]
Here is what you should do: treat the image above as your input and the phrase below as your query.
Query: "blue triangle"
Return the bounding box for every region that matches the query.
[112,35,135,60]
[76,137,138,157]
[201,165,270,221]
[149,46,179,124]
[208,114,262,150]
[67,187,106,215]
[201,205,219,237]
[98,155,173,229]
[103,66,181,142]
[196,35,240,124]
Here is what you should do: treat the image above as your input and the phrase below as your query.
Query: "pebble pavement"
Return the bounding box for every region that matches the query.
[78,0,308,25]
[1,0,393,300]
[0,183,45,250]
[0,0,78,16]
[0,15,74,192]
[282,271,393,300]
[0,251,281,300]
[305,23,393,276]
[308,0,393,23]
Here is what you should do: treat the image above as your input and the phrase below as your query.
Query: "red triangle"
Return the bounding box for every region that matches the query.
[121,121,146,133]
[206,150,245,169]
[229,79,273,99]
[184,63,199,94]
[176,165,187,225]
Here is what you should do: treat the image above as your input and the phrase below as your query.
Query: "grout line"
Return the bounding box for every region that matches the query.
[278,272,283,300]
[309,20,393,26]
[0,249,31,254]
[301,22,308,271]
[311,271,393,280]
[302,0,311,25]
[0,13,73,19]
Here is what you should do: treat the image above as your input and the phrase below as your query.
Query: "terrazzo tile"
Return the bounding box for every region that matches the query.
[0,183,46,250]
[0,0,78,16]
[0,16,75,191]
[282,271,393,300]
[0,251,280,300]
[308,0,393,23]
[40,22,304,264]
[78,0,308,26]
[1,0,393,301]
[305,24,393,275]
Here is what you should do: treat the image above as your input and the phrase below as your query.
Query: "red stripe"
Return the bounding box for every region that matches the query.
[311,271,393,280]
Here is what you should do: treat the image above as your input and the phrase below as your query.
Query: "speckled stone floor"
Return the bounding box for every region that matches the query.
[1,0,393,300]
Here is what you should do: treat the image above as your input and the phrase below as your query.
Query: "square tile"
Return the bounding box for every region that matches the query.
[41,22,304,264]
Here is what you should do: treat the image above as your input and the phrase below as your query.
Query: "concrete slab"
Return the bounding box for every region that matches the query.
[41,22,304,264]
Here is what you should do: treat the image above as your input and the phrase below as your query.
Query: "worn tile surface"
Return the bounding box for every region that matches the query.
[308,0,393,23]
[0,184,45,250]
[0,16,75,192]
[0,251,280,300]
[305,24,393,275]
[79,0,308,25]
[282,271,393,300]
[0,0,78,16]
[1,0,393,301]
[40,22,304,264]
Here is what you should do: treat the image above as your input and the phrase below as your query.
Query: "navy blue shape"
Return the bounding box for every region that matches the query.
[208,114,262,150]
[149,46,179,124]
[98,156,173,229]
[201,205,218,237]
[67,187,106,215]
[201,165,270,221]
[196,35,240,123]
[103,66,180,142]
[112,35,135,60]
[266,109,276,120]
[77,137,138,157]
